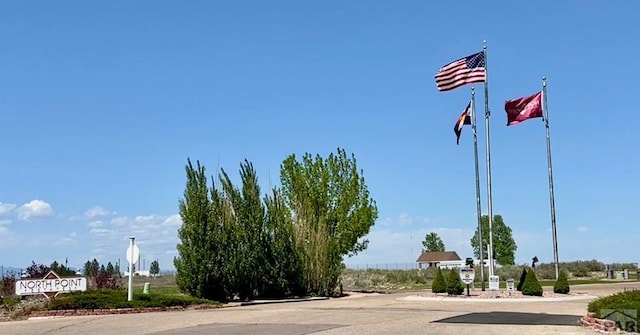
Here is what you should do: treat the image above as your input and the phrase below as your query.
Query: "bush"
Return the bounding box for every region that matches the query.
[521,268,543,296]
[534,264,557,280]
[609,263,638,271]
[94,271,122,290]
[571,267,589,278]
[517,268,527,291]
[46,290,219,310]
[1,271,18,297]
[495,265,523,282]
[0,296,21,311]
[445,269,463,296]
[553,270,570,294]
[588,290,640,318]
[431,268,447,293]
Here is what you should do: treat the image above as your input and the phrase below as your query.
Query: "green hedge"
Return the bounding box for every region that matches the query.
[46,290,219,310]
[588,290,640,318]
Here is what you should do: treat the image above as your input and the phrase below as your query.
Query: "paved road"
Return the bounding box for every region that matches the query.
[2,282,638,335]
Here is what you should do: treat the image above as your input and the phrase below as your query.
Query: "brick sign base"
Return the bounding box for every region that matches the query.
[580,312,618,332]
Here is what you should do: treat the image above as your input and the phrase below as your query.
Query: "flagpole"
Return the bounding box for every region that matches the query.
[471,87,486,291]
[542,76,559,280]
[483,40,495,277]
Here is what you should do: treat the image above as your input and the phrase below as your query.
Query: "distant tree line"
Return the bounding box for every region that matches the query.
[82,258,122,289]
[174,148,378,302]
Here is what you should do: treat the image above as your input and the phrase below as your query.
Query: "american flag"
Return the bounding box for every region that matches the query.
[435,51,486,92]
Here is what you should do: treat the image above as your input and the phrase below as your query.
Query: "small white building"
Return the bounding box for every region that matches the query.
[416,251,462,269]
[123,270,150,277]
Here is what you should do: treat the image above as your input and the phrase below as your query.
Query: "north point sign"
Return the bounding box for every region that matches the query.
[15,271,87,298]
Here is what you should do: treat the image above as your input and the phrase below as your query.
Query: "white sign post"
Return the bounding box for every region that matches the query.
[126,237,139,301]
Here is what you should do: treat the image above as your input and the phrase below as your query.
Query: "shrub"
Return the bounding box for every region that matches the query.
[534,264,557,280]
[553,270,570,294]
[588,290,640,318]
[431,268,447,293]
[0,296,21,311]
[521,268,543,296]
[94,270,122,290]
[1,271,18,297]
[445,269,463,296]
[608,263,638,271]
[495,265,522,282]
[571,267,589,278]
[46,290,218,310]
[516,268,527,291]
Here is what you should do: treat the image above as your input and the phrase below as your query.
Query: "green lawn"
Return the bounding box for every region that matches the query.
[126,275,182,295]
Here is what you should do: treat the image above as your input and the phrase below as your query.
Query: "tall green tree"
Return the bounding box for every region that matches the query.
[422,232,445,252]
[82,259,100,277]
[149,260,160,276]
[106,262,115,275]
[262,188,304,297]
[280,148,378,296]
[83,261,92,277]
[217,161,266,300]
[49,261,76,276]
[470,214,517,265]
[174,159,227,301]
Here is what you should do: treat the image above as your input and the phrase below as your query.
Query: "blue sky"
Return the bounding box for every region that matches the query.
[1,1,638,272]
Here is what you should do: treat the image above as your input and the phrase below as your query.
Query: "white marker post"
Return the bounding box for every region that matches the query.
[126,236,140,302]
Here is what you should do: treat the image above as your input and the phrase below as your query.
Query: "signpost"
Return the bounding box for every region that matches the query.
[506,278,515,295]
[489,275,500,291]
[15,271,86,298]
[126,237,139,301]
[460,267,475,296]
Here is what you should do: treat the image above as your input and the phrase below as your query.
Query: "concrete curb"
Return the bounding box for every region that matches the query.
[239,297,330,306]
[398,294,598,303]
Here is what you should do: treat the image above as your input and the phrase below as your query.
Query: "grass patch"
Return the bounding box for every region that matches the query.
[538,279,621,286]
[46,290,220,310]
[123,275,182,295]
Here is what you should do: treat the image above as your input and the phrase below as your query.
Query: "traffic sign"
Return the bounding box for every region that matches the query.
[459,267,475,285]
[126,244,140,265]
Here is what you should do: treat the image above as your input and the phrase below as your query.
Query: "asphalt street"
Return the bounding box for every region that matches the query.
[1,282,638,335]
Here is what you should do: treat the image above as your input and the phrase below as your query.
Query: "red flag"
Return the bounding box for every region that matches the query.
[504,91,543,126]
[454,102,472,145]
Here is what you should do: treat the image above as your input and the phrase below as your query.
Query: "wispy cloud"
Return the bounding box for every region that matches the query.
[577,226,588,232]
[17,200,54,221]
[88,220,103,228]
[0,202,16,216]
[379,214,438,228]
[84,206,115,219]
[53,232,78,246]
[84,214,182,269]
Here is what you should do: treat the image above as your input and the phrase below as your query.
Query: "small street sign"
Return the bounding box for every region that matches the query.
[459,267,475,285]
